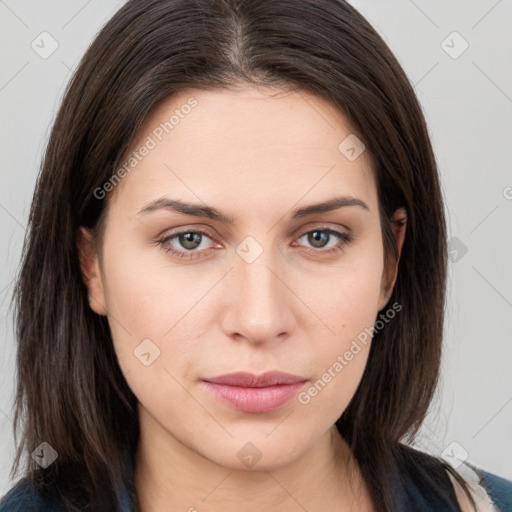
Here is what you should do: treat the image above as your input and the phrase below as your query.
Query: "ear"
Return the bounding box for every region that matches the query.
[76,226,108,316]
[378,207,407,311]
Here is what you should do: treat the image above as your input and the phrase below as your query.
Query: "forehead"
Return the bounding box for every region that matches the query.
[110,86,377,216]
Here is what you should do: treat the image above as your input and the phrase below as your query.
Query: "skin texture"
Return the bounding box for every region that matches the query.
[77,86,407,511]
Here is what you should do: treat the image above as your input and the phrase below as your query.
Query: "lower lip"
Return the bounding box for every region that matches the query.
[201,381,307,413]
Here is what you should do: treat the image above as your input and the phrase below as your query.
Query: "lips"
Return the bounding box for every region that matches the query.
[201,371,307,413]
[203,371,306,387]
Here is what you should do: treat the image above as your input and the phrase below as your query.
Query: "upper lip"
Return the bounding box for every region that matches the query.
[202,371,307,388]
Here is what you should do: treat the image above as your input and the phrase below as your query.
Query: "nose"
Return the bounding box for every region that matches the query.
[221,242,296,346]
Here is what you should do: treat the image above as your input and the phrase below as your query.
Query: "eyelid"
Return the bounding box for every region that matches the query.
[158,225,219,243]
[294,221,351,238]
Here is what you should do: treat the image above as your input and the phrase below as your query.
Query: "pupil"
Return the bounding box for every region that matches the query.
[180,232,201,249]
[309,231,328,248]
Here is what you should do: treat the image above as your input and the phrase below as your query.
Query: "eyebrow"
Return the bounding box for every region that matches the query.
[137,195,369,223]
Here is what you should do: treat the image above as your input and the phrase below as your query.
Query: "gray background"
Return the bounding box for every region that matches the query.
[1,0,511,495]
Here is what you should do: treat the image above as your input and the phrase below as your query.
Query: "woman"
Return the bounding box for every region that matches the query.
[1,0,511,511]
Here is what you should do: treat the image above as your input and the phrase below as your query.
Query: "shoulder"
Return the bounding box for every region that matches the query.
[1,475,135,512]
[393,443,512,512]
[392,443,467,510]
[465,465,512,512]
[0,477,60,512]
[427,453,512,512]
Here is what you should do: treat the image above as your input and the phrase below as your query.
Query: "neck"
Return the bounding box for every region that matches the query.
[134,408,373,512]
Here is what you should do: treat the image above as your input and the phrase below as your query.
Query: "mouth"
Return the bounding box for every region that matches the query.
[201,371,308,413]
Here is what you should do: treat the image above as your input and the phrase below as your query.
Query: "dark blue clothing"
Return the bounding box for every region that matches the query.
[1,444,511,511]
[477,469,512,511]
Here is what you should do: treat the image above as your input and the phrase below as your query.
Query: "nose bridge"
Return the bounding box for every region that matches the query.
[227,235,292,340]
[236,236,283,309]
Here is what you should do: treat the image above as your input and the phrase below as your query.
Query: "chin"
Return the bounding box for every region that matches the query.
[198,433,310,472]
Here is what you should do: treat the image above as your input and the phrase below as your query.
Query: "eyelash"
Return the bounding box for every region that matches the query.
[157,226,352,259]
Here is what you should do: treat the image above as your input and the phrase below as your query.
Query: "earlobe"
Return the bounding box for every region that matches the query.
[76,226,108,316]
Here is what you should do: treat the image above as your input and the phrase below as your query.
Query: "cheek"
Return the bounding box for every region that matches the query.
[296,285,379,422]
[100,241,214,389]
[297,349,369,426]
[303,242,384,343]
[295,246,384,412]
[98,234,166,362]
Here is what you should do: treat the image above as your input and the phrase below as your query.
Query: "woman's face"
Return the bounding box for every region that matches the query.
[79,86,403,470]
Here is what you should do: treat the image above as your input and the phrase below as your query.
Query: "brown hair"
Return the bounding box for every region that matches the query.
[7,0,475,510]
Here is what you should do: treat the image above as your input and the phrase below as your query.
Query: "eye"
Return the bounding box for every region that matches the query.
[158,230,218,259]
[294,227,352,256]
[158,226,352,259]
